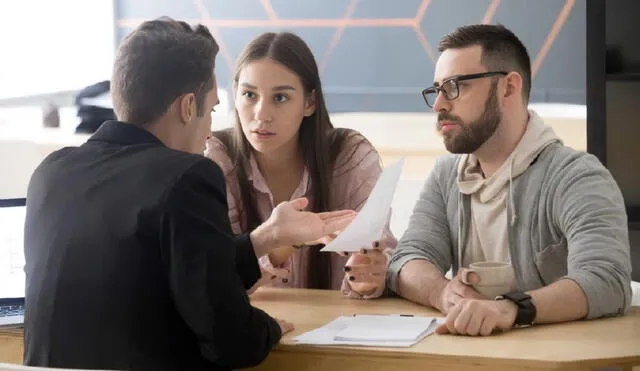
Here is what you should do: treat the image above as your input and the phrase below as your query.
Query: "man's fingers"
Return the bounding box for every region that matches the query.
[276,318,295,334]
[453,303,473,334]
[288,197,309,211]
[451,279,484,299]
[457,268,480,285]
[447,292,463,309]
[479,316,495,336]
[465,308,483,336]
[435,323,449,334]
[317,209,356,220]
[323,214,355,234]
[437,302,463,335]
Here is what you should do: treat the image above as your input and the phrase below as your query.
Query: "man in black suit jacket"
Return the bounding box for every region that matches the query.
[23,17,354,371]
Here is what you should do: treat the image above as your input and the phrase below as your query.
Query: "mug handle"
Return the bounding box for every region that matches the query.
[461,268,477,285]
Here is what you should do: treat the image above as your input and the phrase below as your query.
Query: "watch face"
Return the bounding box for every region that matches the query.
[502,292,536,327]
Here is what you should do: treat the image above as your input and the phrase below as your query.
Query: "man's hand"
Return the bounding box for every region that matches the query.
[271,198,355,246]
[251,198,356,257]
[435,299,517,336]
[344,243,389,297]
[275,318,295,336]
[436,268,485,313]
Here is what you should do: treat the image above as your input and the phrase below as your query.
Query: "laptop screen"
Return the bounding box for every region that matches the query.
[0,199,26,299]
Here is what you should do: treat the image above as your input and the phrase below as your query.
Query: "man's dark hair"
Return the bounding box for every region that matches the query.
[438,24,532,102]
[111,17,219,126]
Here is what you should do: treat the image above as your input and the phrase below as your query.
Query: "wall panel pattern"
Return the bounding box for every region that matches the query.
[115,0,585,112]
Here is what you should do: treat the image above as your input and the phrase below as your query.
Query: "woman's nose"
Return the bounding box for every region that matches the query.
[254,100,272,122]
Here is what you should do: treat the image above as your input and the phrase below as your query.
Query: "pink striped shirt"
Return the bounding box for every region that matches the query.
[204,132,397,298]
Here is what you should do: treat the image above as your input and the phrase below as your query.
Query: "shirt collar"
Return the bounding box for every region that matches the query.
[246,152,310,200]
[87,121,165,147]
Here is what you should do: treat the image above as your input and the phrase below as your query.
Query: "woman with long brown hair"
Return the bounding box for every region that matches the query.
[205,31,396,298]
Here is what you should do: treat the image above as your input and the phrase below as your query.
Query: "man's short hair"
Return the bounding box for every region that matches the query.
[438,24,532,102]
[111,17,219,126]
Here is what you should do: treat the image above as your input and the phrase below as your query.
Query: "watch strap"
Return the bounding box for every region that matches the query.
[495,291,537,327]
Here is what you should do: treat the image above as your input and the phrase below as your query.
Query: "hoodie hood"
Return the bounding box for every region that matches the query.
[457,109,561,199]
[457,109,561,227]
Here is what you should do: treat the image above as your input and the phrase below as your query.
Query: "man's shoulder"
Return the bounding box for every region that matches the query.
[539,143,610,180]
[431,153,463,180]
[37,143,225,193]
[141,147,226,194]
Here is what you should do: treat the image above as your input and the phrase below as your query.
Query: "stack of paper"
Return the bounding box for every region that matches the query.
[292,314,443,348]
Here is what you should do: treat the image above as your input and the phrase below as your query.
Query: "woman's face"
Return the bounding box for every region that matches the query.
[235,57,315,156]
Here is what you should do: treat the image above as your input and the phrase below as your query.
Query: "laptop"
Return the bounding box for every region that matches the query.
[0,198,26,328]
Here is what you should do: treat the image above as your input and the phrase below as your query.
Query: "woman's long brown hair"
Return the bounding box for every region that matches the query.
[213,32,364,289]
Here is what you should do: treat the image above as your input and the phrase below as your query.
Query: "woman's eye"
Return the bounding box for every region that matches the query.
[274,94,289,103]
[242,91,256,99]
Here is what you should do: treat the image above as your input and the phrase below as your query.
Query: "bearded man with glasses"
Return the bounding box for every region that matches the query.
[387,24,632,337]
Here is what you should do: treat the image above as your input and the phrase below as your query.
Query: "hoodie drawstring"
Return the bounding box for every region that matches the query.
[508,155,517,226]
[457,192,463,270]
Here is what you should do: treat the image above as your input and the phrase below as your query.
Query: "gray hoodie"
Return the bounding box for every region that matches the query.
[388,110,632,319]
[456,111,561,290]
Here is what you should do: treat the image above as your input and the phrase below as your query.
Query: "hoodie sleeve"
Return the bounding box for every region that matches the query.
[387,156,455,293]
[554,154,633,319]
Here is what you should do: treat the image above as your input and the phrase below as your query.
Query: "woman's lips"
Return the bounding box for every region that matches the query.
[251,129,276,140]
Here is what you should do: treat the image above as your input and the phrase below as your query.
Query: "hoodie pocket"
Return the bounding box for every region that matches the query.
[534,237,568,284]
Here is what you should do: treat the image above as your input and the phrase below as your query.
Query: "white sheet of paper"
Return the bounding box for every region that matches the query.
[333,314,437,342]
[320,158,405,252]
[291,314,442,348]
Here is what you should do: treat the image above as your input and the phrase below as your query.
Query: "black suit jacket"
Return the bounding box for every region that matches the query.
[23,121,281,371]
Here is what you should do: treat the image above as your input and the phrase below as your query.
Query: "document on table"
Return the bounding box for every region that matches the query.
[291,314,443,348]
[320,158,405,253]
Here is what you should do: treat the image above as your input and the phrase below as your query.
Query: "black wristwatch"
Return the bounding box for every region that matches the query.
[495,291,537,328]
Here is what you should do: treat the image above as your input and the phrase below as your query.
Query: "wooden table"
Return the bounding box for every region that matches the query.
[1,288,639,370]
[244,288,640,371]
[0,328,22,365]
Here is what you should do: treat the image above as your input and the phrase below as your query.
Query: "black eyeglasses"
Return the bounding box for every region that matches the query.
[421,71,508,108]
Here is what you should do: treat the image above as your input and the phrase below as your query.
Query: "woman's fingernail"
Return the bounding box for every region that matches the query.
[374,241,380,248]
[344,266,351,272]
[271,275,277,280]
[349,276,355,281]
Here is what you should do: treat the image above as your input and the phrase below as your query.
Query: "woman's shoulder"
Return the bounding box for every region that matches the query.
[329,128,381,177]
[204,129,236,177]
[327,128,384,210]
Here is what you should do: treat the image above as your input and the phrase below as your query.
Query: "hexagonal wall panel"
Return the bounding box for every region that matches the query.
[115,0,584,111]
[351,0,423,19]
[269,0,352,19]
[200,0,270,20]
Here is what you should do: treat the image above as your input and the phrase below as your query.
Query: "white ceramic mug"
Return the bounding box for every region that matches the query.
[461,261,514,299]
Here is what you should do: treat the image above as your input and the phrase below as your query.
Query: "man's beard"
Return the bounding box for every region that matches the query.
[437,82,501,154]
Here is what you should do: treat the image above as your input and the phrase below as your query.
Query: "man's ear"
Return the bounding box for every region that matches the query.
[504,72,523,99]
[179,93,197,124]
[303,90,317,117]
